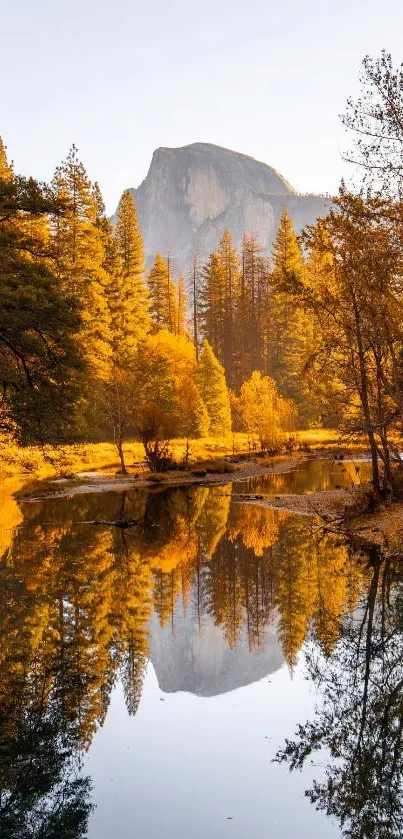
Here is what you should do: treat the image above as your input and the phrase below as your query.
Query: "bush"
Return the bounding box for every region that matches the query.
[147,473,165,483]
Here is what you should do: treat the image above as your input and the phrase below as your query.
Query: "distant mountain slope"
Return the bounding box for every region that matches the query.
[117,142,330,268]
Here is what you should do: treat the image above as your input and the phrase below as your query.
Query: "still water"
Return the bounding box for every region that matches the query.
[1,460,401,838]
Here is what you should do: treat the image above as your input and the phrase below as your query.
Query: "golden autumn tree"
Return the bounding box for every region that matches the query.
[134,330,209,470]
[114,190,150,351]
[297,190,403,495]
[197,340,232,436]
[236,371,296,452]
[147,253,177,332]
[0,137,82,443]
[51,145,112,385]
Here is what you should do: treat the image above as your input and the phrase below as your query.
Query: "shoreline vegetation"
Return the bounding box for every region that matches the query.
[4,427,403,553]
[0,428,371,483]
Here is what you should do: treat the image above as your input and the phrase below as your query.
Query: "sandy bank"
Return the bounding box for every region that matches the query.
[234,487,357,518]
[237,485,403,552]
[18,455,306,502]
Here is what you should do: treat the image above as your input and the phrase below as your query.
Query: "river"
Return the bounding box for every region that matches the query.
[0,459,401,838]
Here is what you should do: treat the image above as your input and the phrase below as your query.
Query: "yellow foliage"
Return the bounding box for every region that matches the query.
[236,371,297,451]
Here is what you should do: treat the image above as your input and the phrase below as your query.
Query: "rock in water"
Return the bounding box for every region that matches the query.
[115,142,330,268]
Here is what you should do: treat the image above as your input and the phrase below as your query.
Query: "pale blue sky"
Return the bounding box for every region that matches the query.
[1,0,402,211]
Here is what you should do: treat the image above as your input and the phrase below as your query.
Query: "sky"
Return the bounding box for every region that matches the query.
[1,0,403,212]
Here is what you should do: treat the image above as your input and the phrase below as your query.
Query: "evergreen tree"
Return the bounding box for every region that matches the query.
[176,271,187,336]
[216,230,240,385]
[200,231,239,385]
[238,233,268,383]
[0,137,82,443]
[188,247,201,360]
[0,137,13,180]
[197,340,231,436]
[114,190,150,355]
[147,253,177,332]
[92,185,124,357]
[267,208,315,422]
[51,145,112,382]
[199,251,223,358]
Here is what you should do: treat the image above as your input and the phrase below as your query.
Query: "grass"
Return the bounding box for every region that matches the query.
[0,434,249,481]
[296,428,369,452]
[0,428,373,484]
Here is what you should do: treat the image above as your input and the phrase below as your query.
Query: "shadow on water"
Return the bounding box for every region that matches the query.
[0,460,402,837]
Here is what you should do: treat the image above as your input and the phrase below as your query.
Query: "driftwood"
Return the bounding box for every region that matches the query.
[77,518,142,529]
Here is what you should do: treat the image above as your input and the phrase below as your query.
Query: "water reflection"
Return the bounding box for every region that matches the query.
[234,456,373,496]
[0,469,401,837]
[276,549,403,839]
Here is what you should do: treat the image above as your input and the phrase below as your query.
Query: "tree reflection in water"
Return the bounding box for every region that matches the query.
[0,482,400,837]
[276,549,403,839]
[0,643,93,838]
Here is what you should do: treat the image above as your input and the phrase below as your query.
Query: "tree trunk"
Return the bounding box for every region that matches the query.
[352,299,381,496]
[117,437,127,474]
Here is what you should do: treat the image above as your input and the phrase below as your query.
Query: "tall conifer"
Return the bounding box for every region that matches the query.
[267,208,313,418]
[114,190,150,355]
[176,272,187,336]
[197,340,231,436]
[147,252,177,332]
[51,145,112,382]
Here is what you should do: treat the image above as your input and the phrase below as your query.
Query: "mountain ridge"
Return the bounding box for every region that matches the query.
[115,142,330,268]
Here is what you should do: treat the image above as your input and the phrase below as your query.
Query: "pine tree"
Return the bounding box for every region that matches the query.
[92,185,124,357]
[188,247,201,360]
[114,190,150,355]
[238,233,268,383]
[0,137,13,180]
[51,145,112,382]
[216,230,240,385]
[147,253,177,332]
[200,251,224,358]
[267,208,314,421]
[176,271,187,336]
[199,231,240,385]
[197,340,231,436]
[0,137,82,442]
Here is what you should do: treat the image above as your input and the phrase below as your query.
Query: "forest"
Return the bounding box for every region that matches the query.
[1,52,403,499]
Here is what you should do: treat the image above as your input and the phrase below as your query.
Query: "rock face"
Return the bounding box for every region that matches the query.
[121,142,329,268]
[149,606,284,697]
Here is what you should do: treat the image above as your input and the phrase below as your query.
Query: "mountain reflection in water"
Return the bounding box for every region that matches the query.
[0,467,402,838]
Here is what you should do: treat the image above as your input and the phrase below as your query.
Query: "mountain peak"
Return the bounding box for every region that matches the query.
[119,142,329,268]
[147,141,296,198]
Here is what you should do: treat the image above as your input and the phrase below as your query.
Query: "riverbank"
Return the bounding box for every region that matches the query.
[17,454,306,501]
[0,428,370,483]
[237,483,403,553]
